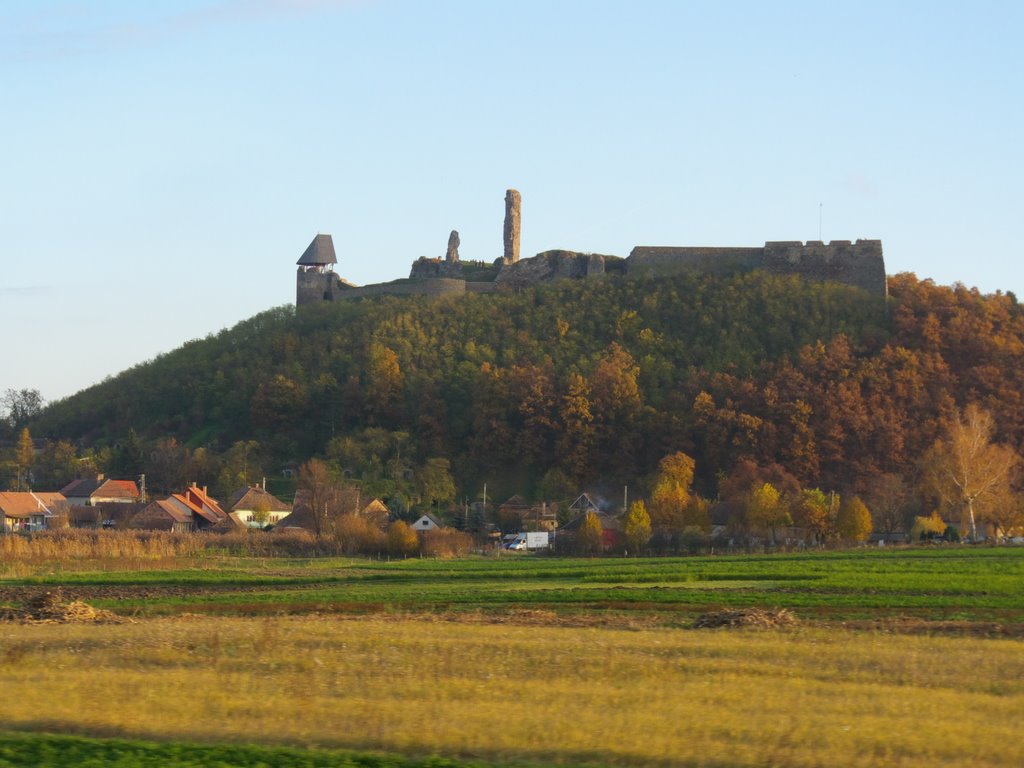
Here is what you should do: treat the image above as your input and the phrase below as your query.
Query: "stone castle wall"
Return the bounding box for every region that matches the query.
[300,240,886,306]
[298,272,499,304]
[627,240,886,297]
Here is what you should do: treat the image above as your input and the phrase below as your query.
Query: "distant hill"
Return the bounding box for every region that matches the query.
[29,271,1024,501]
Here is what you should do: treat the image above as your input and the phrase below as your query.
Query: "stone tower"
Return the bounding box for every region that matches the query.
[503,189,521,264]
[296,234,340,306]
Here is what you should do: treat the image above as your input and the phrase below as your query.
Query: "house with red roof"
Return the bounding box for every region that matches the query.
[61,475,140,506]
[127,484,228,532]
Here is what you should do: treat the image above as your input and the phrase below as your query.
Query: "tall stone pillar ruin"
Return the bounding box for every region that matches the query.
[446,230,460,263]
[503,188,521,264]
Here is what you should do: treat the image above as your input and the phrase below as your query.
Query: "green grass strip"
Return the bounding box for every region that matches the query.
[0,732,511,768]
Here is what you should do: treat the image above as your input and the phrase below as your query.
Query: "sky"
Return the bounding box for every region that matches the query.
[2,0,1022,402]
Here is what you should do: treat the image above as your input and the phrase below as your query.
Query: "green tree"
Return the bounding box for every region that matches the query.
[416,457,456,510]
[32,440,79,490]
[836,495,873,543]
[215,440,263,499]
[623,500,652,555]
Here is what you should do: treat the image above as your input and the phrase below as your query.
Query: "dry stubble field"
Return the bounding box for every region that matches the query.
[1,543,1023,767]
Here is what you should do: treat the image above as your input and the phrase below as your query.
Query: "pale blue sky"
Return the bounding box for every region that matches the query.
[3,1,1022,401]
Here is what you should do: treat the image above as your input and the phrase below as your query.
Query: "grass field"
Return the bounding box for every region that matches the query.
[1,546,1023,766]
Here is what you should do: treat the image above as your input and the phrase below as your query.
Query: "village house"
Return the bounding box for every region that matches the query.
[411,513,443,532]
[128,484,228,532]
[0,491,67,532]
[68,501,145,530]
[275,489,391,534]
[558,506,624,552]
[227,485,291,529]
[497,494,558,533]
[61,475,139,506]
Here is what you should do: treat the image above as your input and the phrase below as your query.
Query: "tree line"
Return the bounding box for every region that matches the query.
[9,270,1024,538]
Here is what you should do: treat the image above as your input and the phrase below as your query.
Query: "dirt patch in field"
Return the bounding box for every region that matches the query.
[692,607,799,629]
[0,582,294,605]
[442,608,667,630]
[0,590,125,625]
[838,617,1024,638]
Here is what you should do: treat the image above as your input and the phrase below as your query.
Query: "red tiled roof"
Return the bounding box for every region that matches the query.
[60,477,139,500]
[97,479,139,499]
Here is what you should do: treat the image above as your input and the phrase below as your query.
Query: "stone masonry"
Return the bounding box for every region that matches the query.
[297,189,888,305]
[503,189,521,264]
[446,230,460,263]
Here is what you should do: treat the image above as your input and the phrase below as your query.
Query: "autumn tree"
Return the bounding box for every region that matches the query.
[579,510,604,555]
[921,404,1020,540]
[863,473,915,533]
[15,428,34,491]
[791,488,832,545]
[387,520,419,557]
[649,452,695,530]
[835,495,873,543]
[251,497,272,528]
[366,343,404,424]
[745,482,792,544]
[623,500,652,555]
[556,373,595,482]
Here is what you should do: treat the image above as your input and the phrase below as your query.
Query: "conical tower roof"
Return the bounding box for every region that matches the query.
[297,234,337,266]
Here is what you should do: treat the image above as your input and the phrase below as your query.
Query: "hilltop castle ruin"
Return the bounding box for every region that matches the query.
[296,190,887,306]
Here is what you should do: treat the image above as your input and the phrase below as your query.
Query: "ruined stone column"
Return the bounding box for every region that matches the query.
[503,188,521,264]
[446,230,460,263]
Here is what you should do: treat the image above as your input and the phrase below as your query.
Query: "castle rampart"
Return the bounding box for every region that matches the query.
[297,191,886,306]
[627,239,886,297]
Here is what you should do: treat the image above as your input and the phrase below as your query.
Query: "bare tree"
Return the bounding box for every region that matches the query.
[298,458,350,538]
[2,388,44,431]
[921,404,1020,541]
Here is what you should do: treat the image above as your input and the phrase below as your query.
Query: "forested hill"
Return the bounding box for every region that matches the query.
[28,271,1024,500]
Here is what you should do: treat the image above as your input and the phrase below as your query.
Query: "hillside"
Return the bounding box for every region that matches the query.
[26,271,1024,504]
